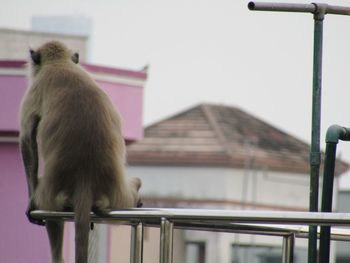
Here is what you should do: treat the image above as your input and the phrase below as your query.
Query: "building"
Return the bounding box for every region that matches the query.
[0,28,147,263]
[31,15,93,61]
[0,28,88,61]
[125,103,349,263]
[336,172,350,262]
[31,15,92,37]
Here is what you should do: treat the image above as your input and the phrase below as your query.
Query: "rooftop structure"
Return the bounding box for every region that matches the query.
[128,103,349,174]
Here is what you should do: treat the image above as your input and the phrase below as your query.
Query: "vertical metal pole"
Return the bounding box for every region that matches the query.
[282,234,295,263]
[159,218,174,263]
[130,222,144,263]
[319,142,338,263]
[308,4,325,263]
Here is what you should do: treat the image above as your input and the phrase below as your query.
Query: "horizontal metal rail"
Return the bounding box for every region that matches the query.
[31,209,350,263]
[31,209,350,241]
[31,208,350,226]
[172,222,350,242]
[248,2,350,16]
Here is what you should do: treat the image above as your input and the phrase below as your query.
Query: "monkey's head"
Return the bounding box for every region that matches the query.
[29,41,79,74]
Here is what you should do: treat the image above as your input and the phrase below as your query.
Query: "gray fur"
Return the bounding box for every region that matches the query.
[20,40,142,263]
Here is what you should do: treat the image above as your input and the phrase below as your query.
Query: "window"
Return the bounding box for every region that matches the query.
[259,255,282,263]
[186,242,205,263]
[337,257,350,263]
[231,245,281,263]
[231,244,308,263]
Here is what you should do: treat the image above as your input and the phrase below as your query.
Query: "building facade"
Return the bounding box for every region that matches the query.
[0,28,88,62]
[125,103,349,263]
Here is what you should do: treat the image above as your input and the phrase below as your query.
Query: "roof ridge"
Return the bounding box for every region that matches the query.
[200,104,233,155]
[144,103,203,129]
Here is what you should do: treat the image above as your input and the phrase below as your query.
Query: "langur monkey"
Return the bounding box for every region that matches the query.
[20,40,142,263]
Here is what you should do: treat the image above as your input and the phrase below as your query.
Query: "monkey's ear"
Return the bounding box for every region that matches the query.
[72,52,79,64]
[30,49,41,65]
[130,177,142,191]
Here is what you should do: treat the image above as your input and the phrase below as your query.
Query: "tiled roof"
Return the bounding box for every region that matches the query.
[127,103,349,174]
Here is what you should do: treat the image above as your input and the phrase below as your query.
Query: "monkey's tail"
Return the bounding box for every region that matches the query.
[73,183,92,263]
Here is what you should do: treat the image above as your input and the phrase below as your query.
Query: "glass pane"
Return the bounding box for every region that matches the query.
[186,243,205,263]
[231,245,281,263]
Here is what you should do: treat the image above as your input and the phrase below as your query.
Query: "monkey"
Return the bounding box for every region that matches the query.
[19,40,142,263]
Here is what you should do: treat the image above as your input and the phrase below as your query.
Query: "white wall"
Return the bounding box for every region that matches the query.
[0,28,87,61]
[127,165,312,210]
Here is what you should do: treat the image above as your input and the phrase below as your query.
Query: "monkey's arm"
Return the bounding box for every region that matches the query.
[20,115,40,197]
[20,115,44,225]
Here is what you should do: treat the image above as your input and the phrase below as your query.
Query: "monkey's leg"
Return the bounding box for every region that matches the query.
[46,220,64,263]
[21,116,45,225]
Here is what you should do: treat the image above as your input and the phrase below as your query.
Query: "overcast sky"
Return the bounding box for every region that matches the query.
[2,0,350,167]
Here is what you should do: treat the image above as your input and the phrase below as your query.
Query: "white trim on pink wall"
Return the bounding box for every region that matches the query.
[0,136,18,142]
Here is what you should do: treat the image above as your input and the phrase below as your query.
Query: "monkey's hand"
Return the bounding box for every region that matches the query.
[26,198,45,226]
[137,199,143,208]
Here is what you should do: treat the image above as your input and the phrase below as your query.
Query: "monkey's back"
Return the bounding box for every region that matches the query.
[36,64,126,208]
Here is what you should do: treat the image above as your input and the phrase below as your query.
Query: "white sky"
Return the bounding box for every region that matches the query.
[2,0,350,166]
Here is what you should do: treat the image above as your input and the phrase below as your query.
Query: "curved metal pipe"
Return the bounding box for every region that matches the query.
[319,125,350,263]
[325,124,350,143]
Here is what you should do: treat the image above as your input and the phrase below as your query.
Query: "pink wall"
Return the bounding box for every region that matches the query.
[0,144,50,263]
[0,76,25,132]
[0,61,146,140]
[99,80,143,140]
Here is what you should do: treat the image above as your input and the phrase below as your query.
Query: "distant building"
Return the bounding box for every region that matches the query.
[31,15,92,61]
[336,173,350,263]
[125,103,349,263]
[0,28,88,62]
[31,15,92,37]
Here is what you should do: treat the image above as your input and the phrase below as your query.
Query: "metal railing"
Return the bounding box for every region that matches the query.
[248,3,350,263]
[31,209,350,263]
